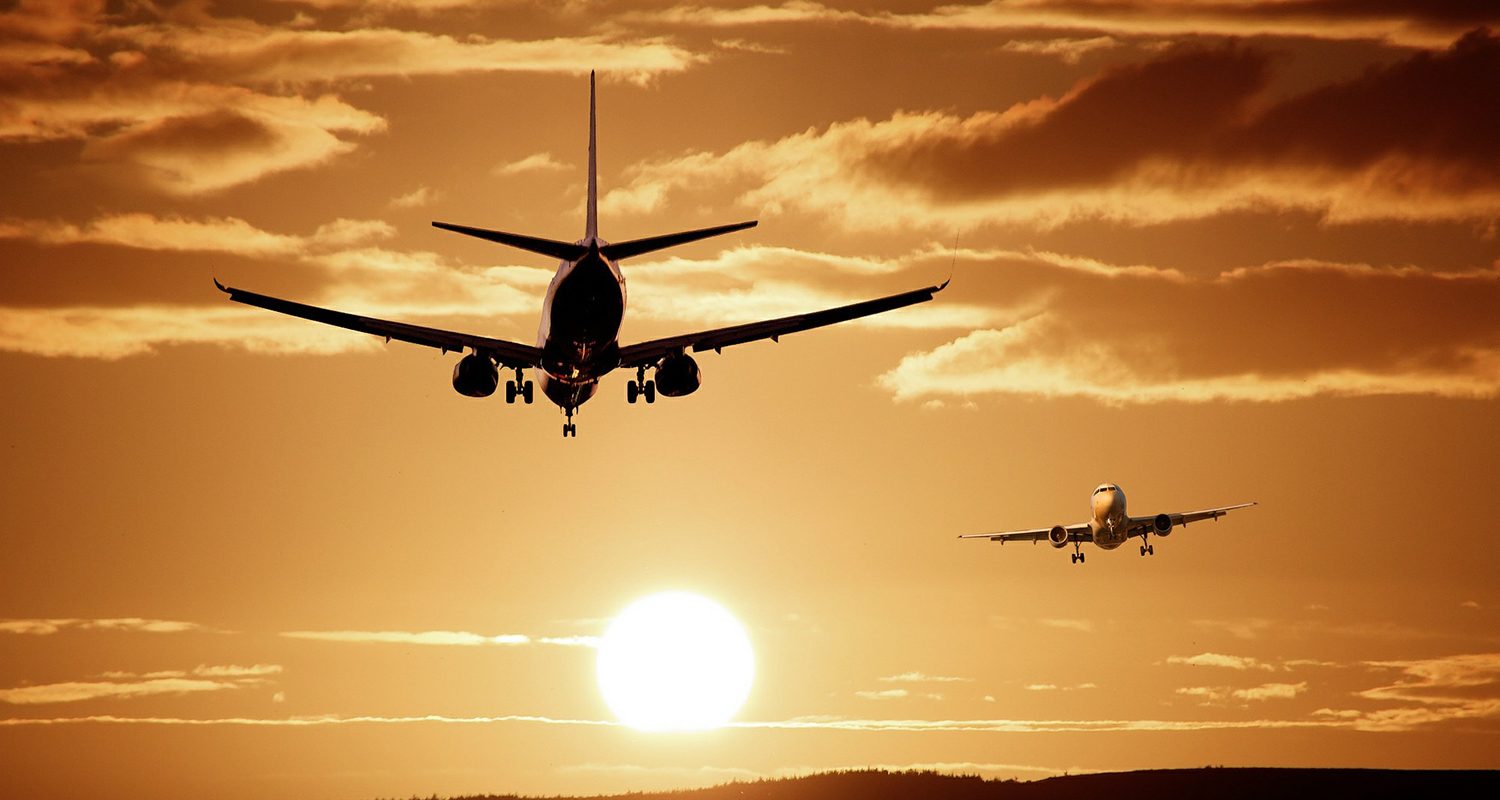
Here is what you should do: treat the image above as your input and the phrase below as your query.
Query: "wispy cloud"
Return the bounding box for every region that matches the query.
[0,214,393,256]
[493,152,572,177]
[280,629,598,647]
[878,672,973,683]
[854,689,909,700]
[0,618,205,635]
[628,1,1493,49]
[0,678,245,705]
[1167,653,1278,672]
[1039,618,1095,633]
[389,186,439,209]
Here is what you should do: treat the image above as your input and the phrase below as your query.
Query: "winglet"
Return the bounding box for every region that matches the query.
[936,277,951,291]
[585,70,598,240]
[213,277,228,293]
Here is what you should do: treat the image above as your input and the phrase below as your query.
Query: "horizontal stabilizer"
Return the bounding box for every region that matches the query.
[600,220,756,261]
[433,221,588,261]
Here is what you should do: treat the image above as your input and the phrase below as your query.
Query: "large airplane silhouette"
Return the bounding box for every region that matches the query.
[217,73,946,436]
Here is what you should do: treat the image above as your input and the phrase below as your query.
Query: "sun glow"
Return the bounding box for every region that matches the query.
[595,592,754,732]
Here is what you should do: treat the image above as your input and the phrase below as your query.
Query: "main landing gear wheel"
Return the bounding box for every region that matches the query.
[627,367,657,404]
[505,367,534,405]
[1070,542,1085,564]
[1140,544,1155,556]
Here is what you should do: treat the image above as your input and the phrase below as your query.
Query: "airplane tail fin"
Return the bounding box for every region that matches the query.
[434,73,755,263]
[586,70,598,240]
[600,220,757,261]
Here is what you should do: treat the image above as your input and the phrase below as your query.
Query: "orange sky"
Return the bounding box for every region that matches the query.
[3,1,1499,798]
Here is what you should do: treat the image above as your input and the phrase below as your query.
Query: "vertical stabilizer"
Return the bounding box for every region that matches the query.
[586,71,598,240]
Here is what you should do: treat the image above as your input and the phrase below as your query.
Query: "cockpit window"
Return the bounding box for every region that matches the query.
[1093,487,1107,495]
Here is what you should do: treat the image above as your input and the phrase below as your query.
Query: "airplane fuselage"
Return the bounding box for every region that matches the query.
[1089,484,1130,550]
[535,239,626,411]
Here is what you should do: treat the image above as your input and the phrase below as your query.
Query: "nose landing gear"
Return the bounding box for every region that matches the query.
[562,405,577,437]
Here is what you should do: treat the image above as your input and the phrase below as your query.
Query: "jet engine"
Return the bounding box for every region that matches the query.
[1048,525,1070,548]
[654,352,701,397]
[451,353,498,397]
[1152,513,1173,536]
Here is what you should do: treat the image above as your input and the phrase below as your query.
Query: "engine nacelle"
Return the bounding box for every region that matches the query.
[1048,525,1070,548]
[451,353,498,397]
[1152,513,1173,536]
[655,352,701,397]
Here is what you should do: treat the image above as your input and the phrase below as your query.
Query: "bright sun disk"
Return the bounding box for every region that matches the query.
[595,591,754,732]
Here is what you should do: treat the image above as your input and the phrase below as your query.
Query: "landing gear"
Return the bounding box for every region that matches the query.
[562,406,577,438]
[1139,542,1155,556]
[626,366,656,404]
[505,367,534,405]
[1070,542,1086,564]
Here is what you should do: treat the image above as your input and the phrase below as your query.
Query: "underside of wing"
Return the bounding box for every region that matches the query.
[215,280,542,367]
[958,523,1092,544]
[1172,502,1258,526]
[617,280,948,368]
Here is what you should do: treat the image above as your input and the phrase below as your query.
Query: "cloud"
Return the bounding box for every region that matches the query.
[999,36,1121,64]
[389,186,439,209]
[1234,682,1308,701]
[855,689,910,700]
[0,1,700,194]
[189,664,284,678]
[607,31,1500,230]
[280,629,597,647]
[0,712,1342,733]
[878,254,1500,405]
[0,214,393,257]
[630,1,1499,49]
[1025,683,1097,691]
[0,618,204,635]
[1039,618,1095,632]
[493,152,572,176]
[1167,653,1278,671]
[878,672,973,683]
[0,678,245,705]
[1319,654,1500,731]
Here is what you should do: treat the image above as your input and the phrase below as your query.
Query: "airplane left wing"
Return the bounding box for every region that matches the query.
[616,280,947,368]
[216,280,542,367]
[958,523,1093,544]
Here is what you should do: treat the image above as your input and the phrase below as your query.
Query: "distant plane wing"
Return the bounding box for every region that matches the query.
[958,523,1092,544]
[215,280,543,367]
[1125,502,1258,538]
[616,280,947,368]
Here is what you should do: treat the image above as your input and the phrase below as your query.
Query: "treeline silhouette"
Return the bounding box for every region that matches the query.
[394,766,1500,800]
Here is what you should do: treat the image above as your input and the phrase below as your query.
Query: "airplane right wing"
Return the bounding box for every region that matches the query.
[1169,502,1257,526]
[617,280,947,368]
[958,523,1093,544]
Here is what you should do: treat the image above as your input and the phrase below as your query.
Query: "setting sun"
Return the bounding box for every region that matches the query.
[596,592,754,732]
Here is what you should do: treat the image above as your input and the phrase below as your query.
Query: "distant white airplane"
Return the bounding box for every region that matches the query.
[216,72,945,437]
[959,484,1255,564]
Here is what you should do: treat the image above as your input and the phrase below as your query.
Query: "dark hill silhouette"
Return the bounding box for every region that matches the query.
[408,767,1500,800]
